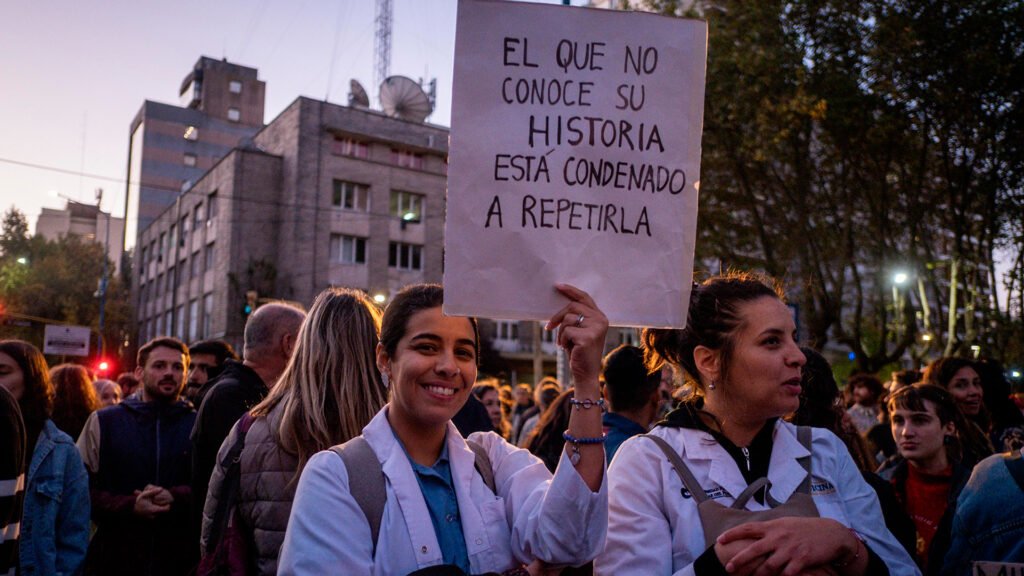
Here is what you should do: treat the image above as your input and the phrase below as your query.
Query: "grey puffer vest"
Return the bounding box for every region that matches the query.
[236,405,300,576]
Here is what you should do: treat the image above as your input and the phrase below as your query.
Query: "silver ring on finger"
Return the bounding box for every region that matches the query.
[574,313,585,328]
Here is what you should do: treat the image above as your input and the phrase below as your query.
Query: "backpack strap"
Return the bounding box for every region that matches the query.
[796,426,813,494]
[467,439,496,494]
[644,434,710,504]
[332,436,386,554]
[204,413,255,558]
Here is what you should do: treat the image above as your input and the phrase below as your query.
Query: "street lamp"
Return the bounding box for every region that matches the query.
[16,257,27,265]
[373,293,387,304]
[893,272,909,285]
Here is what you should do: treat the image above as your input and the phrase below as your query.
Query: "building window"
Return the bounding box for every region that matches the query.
[167,266,175,292]
[329,234,367,264]
[229,80,242,94]
[204,243,215,272]
[227,107,241,122]
[332,180,369,211]
[330,137,368,158]
[191,251,201,277]
[184,126,198,141]
[176,305,186,340]
[184,153,197,167]
[193,203,204,228]
[207,192,218,226]
[157,232,166,261]
[494,320,519,341]
[180,215,190,243]
[203,293,214,337]
[188,299,199,342]
[155,314,163,337]
[388,242,423,271]
[390,190,424,222]
[618,329,640,346]
[392,149,424,170]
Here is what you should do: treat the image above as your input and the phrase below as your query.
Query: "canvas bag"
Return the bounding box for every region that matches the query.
[645,426,819,545]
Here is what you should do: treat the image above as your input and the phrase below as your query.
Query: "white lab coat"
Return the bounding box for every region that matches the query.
[278,406,607,575]
[594,420,920,576]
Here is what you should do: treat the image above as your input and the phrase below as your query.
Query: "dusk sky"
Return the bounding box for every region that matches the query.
[0,0,570,233]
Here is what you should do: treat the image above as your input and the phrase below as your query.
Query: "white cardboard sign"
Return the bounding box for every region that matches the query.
[43,324,91,356]
[444,0,707,328]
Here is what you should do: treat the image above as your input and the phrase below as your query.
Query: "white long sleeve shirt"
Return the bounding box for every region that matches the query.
[278,406,607,575]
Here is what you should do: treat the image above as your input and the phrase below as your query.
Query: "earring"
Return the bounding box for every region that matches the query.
[943,434,955,445]
[708,379,717,391]
[381,372,390,388]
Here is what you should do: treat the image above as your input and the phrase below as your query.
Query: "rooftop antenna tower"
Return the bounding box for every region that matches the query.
[374,0,393,100]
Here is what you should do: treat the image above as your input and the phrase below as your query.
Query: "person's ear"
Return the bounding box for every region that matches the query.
[134,365,145,381]
[693,345,720,389]
[376,343,391,377]
[281,331,297,360]
[943,420,956,437]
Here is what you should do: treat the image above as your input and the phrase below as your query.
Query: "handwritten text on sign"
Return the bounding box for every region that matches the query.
[445,0,707,327]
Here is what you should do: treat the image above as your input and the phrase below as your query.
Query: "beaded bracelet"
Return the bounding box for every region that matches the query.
[569,397,607,412]
[562,430,607,466]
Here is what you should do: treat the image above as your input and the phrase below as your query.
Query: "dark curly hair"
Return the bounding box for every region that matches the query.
[642,271,784,395]
[0,340,55,452]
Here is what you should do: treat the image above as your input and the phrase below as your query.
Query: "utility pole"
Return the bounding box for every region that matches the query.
[96,188,109,357]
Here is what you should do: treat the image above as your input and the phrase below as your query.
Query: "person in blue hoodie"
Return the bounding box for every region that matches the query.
[77,337,196,576]
[0,340,90,576]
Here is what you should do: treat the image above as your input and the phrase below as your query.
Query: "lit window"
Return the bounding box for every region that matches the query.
[227,108,241,122]
[229,80,242,94]
[329,234,367,264]
[184,153,197,167]
[332,180,369,211]
[331,137,368,158]
[184,126,198,141]
[388,242,423,270]
[390,190,424,222]
[392,149,424,169]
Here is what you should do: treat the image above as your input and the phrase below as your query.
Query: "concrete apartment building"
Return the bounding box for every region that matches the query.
[122,56,265,249]
[134,96,449,349]
[36,200,125,273]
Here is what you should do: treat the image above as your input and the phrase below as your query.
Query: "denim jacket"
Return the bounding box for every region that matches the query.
[20,420,90,576]
[941,450,1024,575]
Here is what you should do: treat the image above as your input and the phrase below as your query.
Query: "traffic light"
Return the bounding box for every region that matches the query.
[94,358,113,378]
[243,290,258,318]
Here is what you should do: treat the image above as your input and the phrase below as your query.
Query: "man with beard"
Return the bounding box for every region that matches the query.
[77,337,196,576]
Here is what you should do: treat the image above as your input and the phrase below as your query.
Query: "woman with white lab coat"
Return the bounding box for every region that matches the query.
[595,272,919,576]
[279,283,608,575]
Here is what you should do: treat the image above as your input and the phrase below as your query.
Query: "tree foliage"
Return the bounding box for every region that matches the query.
[639,0,1024,369]
[0,207,134,365]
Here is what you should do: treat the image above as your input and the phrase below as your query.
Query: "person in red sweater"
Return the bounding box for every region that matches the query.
[878,384,977,575]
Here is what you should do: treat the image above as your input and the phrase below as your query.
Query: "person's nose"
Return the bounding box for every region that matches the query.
[434,349,460,378]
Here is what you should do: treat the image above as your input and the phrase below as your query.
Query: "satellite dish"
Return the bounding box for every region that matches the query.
[349,79,370,108]
[379,76,432,123]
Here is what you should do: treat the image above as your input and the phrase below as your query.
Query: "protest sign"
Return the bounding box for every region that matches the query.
[444,0,707,327]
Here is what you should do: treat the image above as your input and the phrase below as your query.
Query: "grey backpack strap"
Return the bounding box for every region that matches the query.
[796,426,813,494]
[467,439,496,494]
[332,436,386,554]
[644,434,709,504]
[731,477,772,509]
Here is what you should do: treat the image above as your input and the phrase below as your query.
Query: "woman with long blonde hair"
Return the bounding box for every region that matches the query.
[200,287,386,575]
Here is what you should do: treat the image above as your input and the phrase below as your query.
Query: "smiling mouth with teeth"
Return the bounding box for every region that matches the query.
[425,385,456,397]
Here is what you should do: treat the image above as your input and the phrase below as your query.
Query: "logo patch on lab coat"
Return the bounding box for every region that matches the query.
[811,479,836,495]
[681,486,728,500]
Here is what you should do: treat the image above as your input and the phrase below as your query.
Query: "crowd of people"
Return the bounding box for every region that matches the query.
[1,272,1023,576]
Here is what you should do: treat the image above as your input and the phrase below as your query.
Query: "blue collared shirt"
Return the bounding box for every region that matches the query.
[603,411,648,464]
[397,433,470,573]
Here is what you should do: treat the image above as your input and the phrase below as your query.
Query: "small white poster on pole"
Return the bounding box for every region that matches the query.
[444,0,707,328]
[43,324,91,357]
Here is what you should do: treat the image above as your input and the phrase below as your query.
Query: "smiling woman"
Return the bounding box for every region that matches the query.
[279,283,609,575]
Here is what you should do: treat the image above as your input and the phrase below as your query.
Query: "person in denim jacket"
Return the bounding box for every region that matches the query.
[941,448,1024,575]
[0,340,90,576]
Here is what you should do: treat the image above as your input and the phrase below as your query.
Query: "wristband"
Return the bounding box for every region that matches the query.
[831,528,864,569]
[569,396,607,412]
